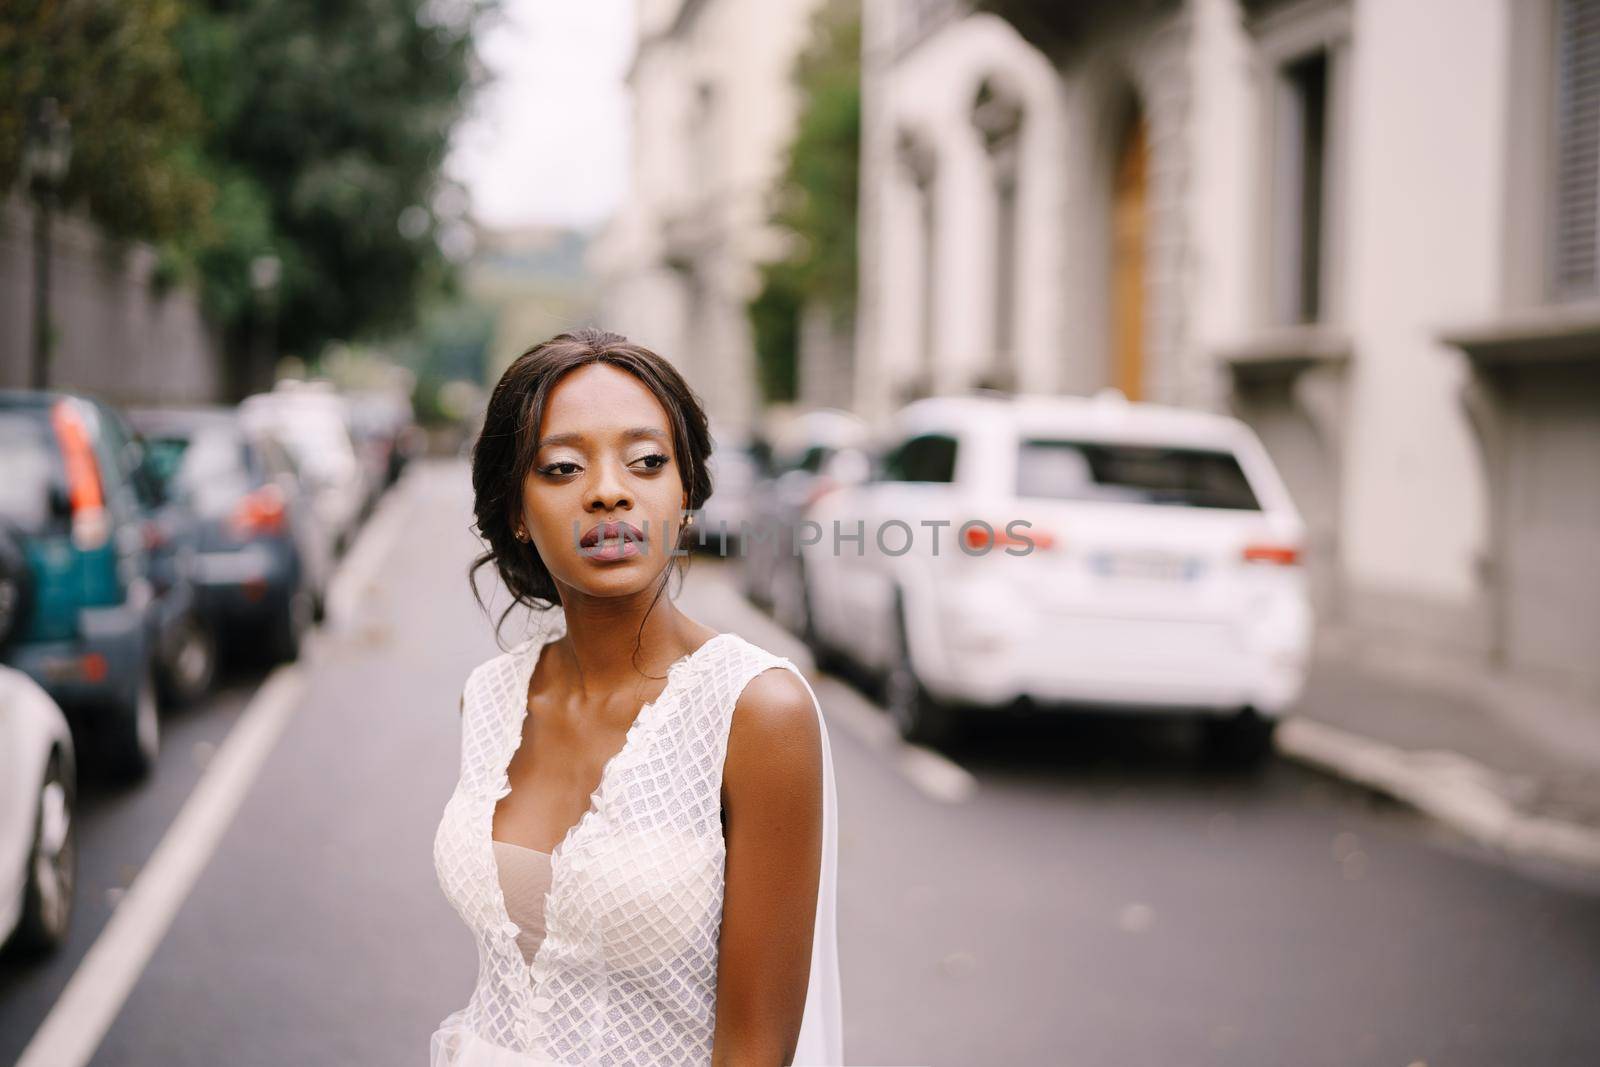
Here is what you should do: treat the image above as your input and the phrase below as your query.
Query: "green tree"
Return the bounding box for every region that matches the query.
[172,0,496,394]
[2,0,497,398]
[749,0,860,404]
[0,0,212,242]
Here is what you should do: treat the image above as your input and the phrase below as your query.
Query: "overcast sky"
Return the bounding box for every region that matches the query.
[445,0,634,232]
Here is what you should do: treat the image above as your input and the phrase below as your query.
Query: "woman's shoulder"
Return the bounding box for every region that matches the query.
[712,633,817,718]
[721,641,823,800]
[713,629,794,668]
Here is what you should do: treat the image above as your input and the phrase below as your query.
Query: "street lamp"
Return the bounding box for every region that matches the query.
[249,253,282,393]
[22,97,73,390]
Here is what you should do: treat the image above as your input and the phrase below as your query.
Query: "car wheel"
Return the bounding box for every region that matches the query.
[885,604,961,749]
[265,585,313,665]
[106,665,161,783]
[157,613,217,707]
[1201,708,1278,768]
[7,748,77,957]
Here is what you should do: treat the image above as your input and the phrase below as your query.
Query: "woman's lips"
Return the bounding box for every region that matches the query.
[578,519,647,560]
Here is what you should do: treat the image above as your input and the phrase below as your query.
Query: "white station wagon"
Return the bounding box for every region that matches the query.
[797,392,1313,760]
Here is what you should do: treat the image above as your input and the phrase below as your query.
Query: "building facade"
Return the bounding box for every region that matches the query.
[854,0,1600,697]
[589,0,827,438]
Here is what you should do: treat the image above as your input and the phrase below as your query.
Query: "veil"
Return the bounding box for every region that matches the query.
[781,663,845,1066]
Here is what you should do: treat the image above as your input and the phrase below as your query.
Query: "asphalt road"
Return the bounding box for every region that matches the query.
[3,458,1597,1066]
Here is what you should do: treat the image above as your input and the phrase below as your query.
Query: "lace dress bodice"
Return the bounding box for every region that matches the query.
[431,609,843,1066]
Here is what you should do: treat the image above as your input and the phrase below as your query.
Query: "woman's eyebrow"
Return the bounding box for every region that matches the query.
[537,426,670,449]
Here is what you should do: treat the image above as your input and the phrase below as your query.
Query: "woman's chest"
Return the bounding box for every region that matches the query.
[558,817,727,969]
[435,749,730,973]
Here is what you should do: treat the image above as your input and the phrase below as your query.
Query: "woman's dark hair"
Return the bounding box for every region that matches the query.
[467,328,715,652]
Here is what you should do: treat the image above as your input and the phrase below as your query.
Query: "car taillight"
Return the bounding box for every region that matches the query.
[142,519,172,551]
[1242,542,1301,565]
[49,400,111,551]
[961,522,1055,553]
[230,484,288,538]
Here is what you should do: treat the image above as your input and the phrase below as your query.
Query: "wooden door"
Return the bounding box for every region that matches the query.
[1110,112,1148,400]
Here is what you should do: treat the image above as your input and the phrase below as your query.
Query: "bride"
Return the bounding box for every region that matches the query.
[431,328,844,1065]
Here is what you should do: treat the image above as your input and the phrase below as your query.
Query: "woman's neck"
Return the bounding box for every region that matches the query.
[547,594,717,700]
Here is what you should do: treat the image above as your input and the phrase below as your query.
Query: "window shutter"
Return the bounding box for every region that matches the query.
[1555,0,1600,297]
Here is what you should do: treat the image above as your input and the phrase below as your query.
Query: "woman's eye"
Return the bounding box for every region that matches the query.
[635,453,670,471]
[540,461,580,477]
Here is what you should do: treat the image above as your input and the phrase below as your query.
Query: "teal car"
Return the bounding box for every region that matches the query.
[0,390,214,782]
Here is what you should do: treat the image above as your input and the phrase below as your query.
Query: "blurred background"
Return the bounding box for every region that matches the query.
[2,1,1599,1065]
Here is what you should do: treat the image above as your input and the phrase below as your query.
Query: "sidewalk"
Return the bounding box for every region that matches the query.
[1274,631,1600,876]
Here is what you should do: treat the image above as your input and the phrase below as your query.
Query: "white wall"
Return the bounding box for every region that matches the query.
[1184,0,1256,411]
[1336,0,1505,621]
[590,0,822,438]
[856,11,1065,427]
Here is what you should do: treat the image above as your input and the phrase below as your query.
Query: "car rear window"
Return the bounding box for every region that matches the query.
[1016,438,1261,510]
[0,410,65,532]
[145,428,252,515]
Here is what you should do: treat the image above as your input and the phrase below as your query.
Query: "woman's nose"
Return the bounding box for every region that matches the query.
[587,457,631,511]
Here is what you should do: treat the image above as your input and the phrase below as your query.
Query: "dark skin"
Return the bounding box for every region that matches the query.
[475,363,823,1065]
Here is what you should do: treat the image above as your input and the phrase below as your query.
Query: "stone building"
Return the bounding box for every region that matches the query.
[589,0,829,438]
[853,0,1600,696]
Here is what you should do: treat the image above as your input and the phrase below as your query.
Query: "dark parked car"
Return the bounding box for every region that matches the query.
[127,406,325,666]
[0,390,214,780]
[740,410,870,633]
[347,388,419,497]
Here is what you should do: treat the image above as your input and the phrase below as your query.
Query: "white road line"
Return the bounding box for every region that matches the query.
[16,664,307,1067]
[691,571,977,804]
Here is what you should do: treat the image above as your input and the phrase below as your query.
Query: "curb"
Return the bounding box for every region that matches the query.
[1274,716,1600,873]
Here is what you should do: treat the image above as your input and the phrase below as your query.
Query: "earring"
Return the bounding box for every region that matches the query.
[515,527,529,542]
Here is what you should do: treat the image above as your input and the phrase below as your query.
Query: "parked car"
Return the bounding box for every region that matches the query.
[739,409,870,628]
[0,666,77,958]
[346,388,418,494]
[0,389,211,780]
[239,383,367,556]
[799,391,1312,760]
[696,422,766,557]
[127,406,327,665]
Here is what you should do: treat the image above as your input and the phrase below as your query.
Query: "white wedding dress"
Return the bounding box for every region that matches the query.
[431,609,844,1065]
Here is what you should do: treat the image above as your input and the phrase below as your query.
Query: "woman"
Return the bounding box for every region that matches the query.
[431,329,844,1066]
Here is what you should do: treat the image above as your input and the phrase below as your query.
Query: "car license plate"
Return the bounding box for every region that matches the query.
[1088,549,1202,582]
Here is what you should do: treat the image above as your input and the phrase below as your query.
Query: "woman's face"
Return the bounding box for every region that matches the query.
[518,362,689,598]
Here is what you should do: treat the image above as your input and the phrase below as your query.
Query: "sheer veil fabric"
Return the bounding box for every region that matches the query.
[432,609,844,1066]
[786,663,844,1066]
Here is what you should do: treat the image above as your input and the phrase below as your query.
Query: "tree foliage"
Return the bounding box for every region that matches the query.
[749,0,860,403]
[0,0,212,242]
[1,0,496,387]
[172,0,494,374]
